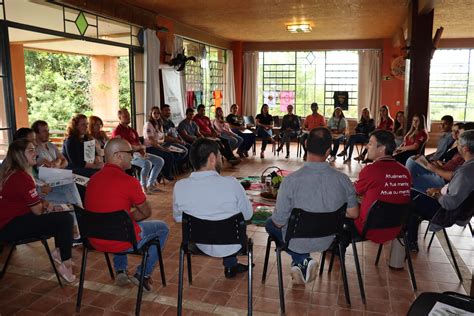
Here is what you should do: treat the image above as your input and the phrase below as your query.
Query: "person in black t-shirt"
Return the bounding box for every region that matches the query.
[226,104,256,157]
[277,104,300,158]
[255,104,274,159]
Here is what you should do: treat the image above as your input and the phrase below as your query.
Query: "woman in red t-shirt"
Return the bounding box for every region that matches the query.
[394,113,428,165]
[377,105,394,131]
[0,139,75,283]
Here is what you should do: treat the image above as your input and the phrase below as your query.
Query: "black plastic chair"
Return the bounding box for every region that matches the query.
[331,201,416,305]
[177,213,253,316]
[73,206,166,316]
[261,204,349,313]
[407,291,474,315]
[422,191,474,282]
[0,236,63,287]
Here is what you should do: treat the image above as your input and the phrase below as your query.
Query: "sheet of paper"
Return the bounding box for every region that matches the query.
[83,140,96,163]
[73,174,90,186]
[428,301,471,316]
[38,167,73,187]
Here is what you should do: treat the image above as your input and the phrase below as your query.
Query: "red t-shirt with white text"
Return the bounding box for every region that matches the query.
[85,164,146,252]
[0,171,41,229]
[354,158,412,243]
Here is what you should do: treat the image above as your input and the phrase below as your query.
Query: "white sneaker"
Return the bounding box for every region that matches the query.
[290,264,305,284]
[115,271,130,286]
[304,258,318,283]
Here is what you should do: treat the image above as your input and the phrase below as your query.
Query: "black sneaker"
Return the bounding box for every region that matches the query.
[408,241,419,253]
[130,273,153,292]
[224,263,250,278]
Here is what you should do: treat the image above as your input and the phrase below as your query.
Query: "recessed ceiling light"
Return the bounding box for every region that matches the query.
[286,24,312,33]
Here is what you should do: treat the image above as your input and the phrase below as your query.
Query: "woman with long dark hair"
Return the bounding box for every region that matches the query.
[255,104,274,158]
[393,111,405,147]
[0,139,75,282]
[143,106,177,181]
[337,108,375,162]
[394,113,428,164]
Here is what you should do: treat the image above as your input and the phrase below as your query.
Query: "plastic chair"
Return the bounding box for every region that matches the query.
[422,191,474,282]
[330,201,416,305]
[177,213,253,316]
[73,206,166,316]
[0,236,63,287]
[407,291,474,315]
[261,204,349,312]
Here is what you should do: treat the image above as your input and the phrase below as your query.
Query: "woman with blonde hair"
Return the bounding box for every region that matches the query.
[0,139,75,282]
[394,113,428,164]
[393,111,405,147]
[62,114,103,177]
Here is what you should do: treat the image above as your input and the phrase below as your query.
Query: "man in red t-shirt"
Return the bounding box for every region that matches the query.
[112,108,164,194]
[300,102,326,160]
[350,130,412,243]
[85,138,169,291]
[193,104,240,165]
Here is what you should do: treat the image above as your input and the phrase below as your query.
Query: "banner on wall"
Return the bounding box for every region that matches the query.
[333,91,349,110]
[279,91,295,112]
[161,68,185,125]
[263,91,277,108]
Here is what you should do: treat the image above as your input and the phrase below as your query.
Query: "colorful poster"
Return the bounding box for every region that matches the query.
[264,91,277,108]
[279,91,295,112]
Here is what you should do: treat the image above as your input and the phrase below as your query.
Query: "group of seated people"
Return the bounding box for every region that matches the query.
[0,102,472,294]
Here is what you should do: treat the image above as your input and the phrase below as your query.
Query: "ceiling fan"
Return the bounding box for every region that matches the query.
[167,50,196,72]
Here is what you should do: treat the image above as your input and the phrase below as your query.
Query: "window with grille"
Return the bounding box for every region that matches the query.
[429,49,474,122]
[258,51,359,118]
[183,39,226,116]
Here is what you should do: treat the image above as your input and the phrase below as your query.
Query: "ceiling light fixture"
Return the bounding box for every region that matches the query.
[286,24,312,33]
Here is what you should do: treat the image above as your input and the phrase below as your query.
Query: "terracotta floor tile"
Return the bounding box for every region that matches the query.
[76,305,106,316]
[283,301,309,315]
[390,299,413,315]
[8,292,42,309]
[89,292,123,309]
[183,286,208,301]
[113,297,138,314]
[30,280,60,295]
[335,308,364,316]
[225,294,252,310]
[202,290,231,305]
[310,292,338,306]
[0,304,23,315]
[254,297,281,314]
[285,287,312,303]
[103,310,129,316]
[27,296,62,313]
[210,278,241,293]
[364,298,392,313]
[46,302,77,315]
[364,285,389,300]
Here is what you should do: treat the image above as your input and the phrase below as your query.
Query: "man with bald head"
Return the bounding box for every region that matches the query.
[85,138,169,291]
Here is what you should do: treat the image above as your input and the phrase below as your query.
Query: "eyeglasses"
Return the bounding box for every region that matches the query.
[114,150,134,155]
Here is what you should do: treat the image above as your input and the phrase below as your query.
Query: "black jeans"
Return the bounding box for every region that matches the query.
[0,212,74,261]
[394,150,418,165]
[343,134,369,159]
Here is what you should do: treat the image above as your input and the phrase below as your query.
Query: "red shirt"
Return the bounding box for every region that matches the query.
[85,164,146,252]
[193,115,213,137]
[377,118,394,131]
[354,158,412,243]
[304,113,326,130]
[443,153,464,172]
[0,171,41,229]
[112,124,140,146]
[404,130,428,147]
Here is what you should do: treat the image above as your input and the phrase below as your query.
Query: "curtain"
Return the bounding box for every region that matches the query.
[358,50,381,121]
[174,36,187,117]
[243,52,259,116]
[144,29,160,116]
[223,50,236,115]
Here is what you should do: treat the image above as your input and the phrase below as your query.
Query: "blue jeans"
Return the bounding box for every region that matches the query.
[131,153,164,188]
[146,147,175,179]
[343,133,368,159]
[220,133,243,151]
[113,220,169,277]
[279,130,299,153]
[406,157,446,193]
[407,190,440,243]
[265,218,309,265]
[257,127,273,152]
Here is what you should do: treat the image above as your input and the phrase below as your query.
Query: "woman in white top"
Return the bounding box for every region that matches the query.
[143,106,178,181]
[213,107,243,153]
[327,107,347,161]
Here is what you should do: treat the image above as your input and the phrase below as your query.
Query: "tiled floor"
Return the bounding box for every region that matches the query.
[0,145,472,315]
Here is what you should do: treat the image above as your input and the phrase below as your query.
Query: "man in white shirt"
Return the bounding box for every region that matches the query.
[173,138,253,278]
